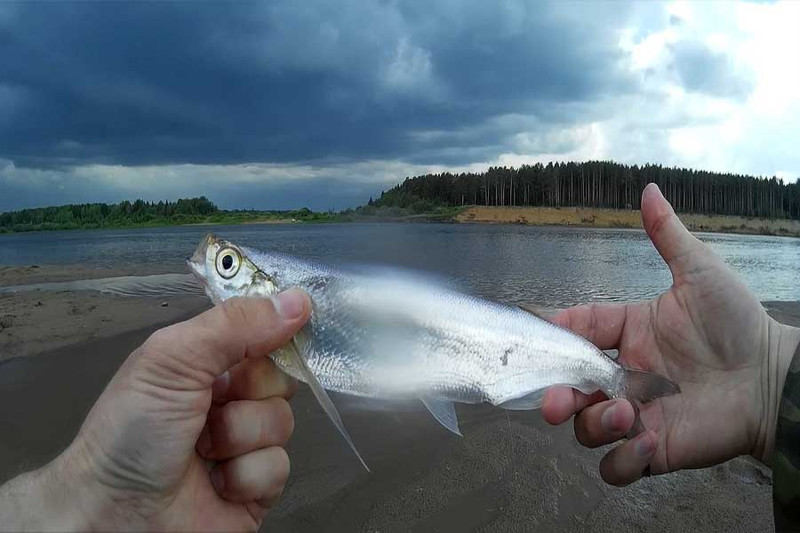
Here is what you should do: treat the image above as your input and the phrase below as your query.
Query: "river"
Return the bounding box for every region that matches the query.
[0,223,798,306]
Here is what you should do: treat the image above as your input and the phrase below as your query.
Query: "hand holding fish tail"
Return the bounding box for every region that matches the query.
[543,183,800,488]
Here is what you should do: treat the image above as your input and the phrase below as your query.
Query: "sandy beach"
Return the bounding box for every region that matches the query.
[0,265,209,360]
[456,206,800,238]
[0,265,794,531]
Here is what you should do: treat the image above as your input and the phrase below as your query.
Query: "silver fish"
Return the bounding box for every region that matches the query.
[188,234,679,470]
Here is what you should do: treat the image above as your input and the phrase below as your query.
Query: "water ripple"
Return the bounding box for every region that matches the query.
[0,273,203,297]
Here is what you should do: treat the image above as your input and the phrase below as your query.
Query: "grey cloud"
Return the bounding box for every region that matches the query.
[0,1,665,211]
[671,40,753,100]
[0,1,637,172]
[0,174,379,213]
[0,161,396,213]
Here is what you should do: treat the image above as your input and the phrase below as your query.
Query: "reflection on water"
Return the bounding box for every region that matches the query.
[0,224,797,306]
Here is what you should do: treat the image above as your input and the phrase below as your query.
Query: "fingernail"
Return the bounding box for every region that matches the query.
[196,425,211,456]
[601,401,623,433]
[274,289,306,319]
[635,432,655,458]
[210,468,225,494]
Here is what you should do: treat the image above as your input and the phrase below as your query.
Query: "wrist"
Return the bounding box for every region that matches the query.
[0,451,92,530]
[0,439,124,531]
[753,318,800,465]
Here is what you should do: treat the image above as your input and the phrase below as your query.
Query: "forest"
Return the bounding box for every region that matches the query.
[0,197,219,232]
[0,197,336,233]
[366,161,800,220]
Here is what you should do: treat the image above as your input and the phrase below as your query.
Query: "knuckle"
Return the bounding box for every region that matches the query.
[259,358,280,389]
[599,446,641,487]
[573,412,603,449]
[574,424,594,448]
[599,454,621,486]
[218,403,235,432]
[272,366,298,399]
[255,495,280,516]
[270,448,291,490]
[272,398,295,441]
[260,398,294,445]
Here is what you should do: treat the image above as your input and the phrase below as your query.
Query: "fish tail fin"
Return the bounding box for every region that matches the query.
[617,367,680,437]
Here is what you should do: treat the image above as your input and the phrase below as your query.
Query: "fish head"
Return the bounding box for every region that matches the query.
[188,233,278,304]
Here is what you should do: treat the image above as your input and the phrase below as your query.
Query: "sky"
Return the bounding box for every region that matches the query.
[1,1,799,212]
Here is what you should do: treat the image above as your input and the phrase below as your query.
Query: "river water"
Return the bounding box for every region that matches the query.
[0,223,798,306]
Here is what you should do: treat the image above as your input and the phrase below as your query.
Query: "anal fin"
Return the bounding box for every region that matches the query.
[499,389,545,410]
[421,398,462,436]
[286,339,369,471]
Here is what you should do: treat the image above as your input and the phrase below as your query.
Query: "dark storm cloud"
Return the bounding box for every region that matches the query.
[671,40,753,100]
[0,1,636,172]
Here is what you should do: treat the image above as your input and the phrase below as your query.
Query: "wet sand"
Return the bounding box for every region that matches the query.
[0,265,793,531]
[0,265,208,360]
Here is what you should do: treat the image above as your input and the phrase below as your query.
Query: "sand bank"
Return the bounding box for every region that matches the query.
[456,206,800,238]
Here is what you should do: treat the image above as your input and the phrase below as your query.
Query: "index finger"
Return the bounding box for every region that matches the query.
[542,387,607,425]
[212,356,298,403]
[551,302,628,350]
[543,302,628,425]
[147,289,311,382]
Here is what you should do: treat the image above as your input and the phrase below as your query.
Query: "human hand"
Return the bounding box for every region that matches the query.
[542,183,800,486]
[0,290,311,531]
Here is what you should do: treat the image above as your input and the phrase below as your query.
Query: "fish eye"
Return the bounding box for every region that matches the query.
[215,247,241,279]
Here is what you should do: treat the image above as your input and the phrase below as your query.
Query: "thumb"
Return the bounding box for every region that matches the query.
[141,289,311,384]
[641,183,702,279]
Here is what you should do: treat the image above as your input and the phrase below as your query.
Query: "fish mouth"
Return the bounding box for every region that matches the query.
[186,256,205,279]
[186,233,223,281]
[187,233,227,268]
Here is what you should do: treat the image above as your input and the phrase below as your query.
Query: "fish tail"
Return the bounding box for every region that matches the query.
[617,367,680,437]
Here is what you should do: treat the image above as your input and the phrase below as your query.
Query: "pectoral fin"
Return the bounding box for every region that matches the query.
[286,338,369,471]
[421,398,462,436]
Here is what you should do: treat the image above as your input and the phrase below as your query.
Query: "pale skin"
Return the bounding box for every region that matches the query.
[1,183,798,530]
[543,183,800,485]
[0,289,312,531]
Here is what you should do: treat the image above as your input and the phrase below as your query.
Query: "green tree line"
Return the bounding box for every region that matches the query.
[0,198,347,233]
[367,161,800,220]
[0,197,219,232]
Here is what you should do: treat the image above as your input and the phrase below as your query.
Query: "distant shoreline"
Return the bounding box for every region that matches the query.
[3,206,800,238]
[0,214,335,235]
[454,206,800,238]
